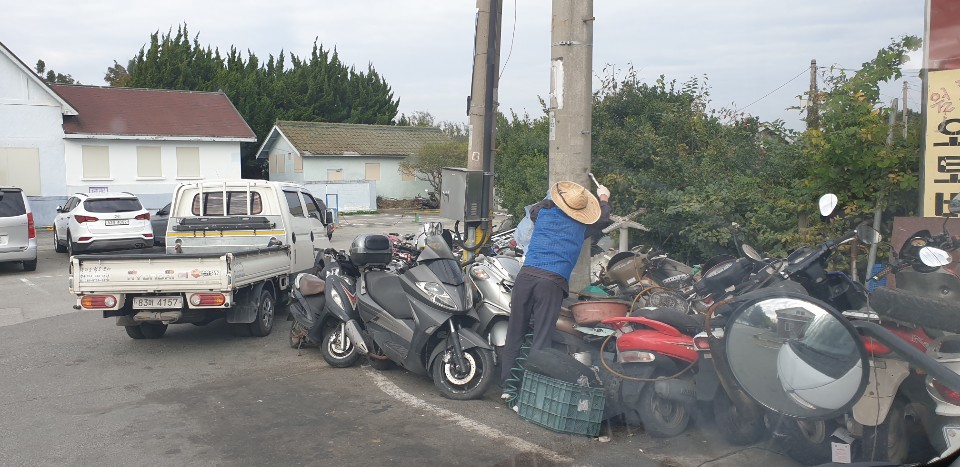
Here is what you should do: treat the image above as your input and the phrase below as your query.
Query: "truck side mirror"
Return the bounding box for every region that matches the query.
[324,209,335,225]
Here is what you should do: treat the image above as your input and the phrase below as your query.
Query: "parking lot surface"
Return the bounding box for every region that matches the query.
[0,219,798,466]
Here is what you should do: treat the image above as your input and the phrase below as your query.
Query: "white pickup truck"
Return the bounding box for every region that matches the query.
[69,180,333,340]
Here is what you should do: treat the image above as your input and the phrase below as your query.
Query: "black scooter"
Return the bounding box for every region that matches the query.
[288,249,367,368]
[350,233,495,400]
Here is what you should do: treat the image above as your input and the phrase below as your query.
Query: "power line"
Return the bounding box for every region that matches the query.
[737,68,809,112]
[498,0,517,79]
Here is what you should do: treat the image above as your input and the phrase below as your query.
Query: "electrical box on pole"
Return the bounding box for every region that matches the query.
[440,168,492,222]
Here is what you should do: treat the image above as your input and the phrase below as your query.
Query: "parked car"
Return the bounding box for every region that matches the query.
[0,186,37,271]
[54,192,153,255]
[152,203,171,246]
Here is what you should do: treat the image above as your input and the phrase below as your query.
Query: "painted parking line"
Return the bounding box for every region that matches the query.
[19,278,50,295]
[365,369,572,464]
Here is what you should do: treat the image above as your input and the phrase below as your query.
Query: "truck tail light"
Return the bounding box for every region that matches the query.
[81,295,117,309]
[135,213,150,220]
[75,215,99,223]
[190,293,226,306]
[932,379,960,406]
[27,212,35,239]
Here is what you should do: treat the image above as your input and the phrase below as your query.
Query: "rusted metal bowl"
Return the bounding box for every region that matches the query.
[570,300,630,326]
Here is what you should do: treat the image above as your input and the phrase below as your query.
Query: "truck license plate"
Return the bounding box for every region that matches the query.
[133,296,182,309]
[105,219,129,226]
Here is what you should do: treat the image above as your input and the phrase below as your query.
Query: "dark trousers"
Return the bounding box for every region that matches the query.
[499,272,565,388]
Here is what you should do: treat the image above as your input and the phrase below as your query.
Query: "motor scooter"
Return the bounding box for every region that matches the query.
[287,248,366,367]
[351,233,496,400]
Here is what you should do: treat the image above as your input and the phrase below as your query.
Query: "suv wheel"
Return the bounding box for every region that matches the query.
[54,229,67,253]
[67,233,76,256]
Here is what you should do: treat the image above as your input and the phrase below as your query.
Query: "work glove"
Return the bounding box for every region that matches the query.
[596,185,610,199]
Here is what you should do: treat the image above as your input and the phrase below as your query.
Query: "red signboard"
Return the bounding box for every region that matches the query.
[929,0,960,71]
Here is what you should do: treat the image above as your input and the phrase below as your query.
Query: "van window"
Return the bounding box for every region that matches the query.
[0,190,26,217]
[283,191,305,217]
[84,198,143,213]
[191,192,263,216]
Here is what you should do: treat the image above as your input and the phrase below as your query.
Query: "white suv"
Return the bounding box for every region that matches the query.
[54,192,153,255]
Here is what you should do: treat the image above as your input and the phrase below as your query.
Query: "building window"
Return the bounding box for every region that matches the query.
[0,148,41,195]
[176,147,201,178]
[137,146,162,178]
[82,145,110,179]
[294,154,303,173]
[328,169,343,181]
[365,163,381,181]
[400,167,416,182]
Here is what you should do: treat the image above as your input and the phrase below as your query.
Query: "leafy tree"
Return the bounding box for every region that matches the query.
[400,139,467,196]
[34,59,78,84]
[103,61,131,87]
[800,36,923,220]
[113,24,400,178]
[494,111,550,219]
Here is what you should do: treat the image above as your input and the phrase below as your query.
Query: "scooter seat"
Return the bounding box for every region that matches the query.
[366,271,414,320]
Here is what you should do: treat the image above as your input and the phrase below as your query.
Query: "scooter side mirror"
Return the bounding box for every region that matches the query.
[920,246,952,268]
[741,244,763,262]
[856,225,882,245]
[723,292,869,419]
[818,193,839,218]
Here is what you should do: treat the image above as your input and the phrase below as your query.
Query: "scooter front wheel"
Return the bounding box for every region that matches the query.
[433,347,495,401]
[321,323,360,368]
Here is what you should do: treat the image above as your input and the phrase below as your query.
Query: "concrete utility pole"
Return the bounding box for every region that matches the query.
[464,0,502,252]
[467,0,502,172]
[903,81,909,139]
[549,0,594,291]
[806,59,819,129]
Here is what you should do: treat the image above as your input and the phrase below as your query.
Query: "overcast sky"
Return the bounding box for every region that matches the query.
[3,1,925,131]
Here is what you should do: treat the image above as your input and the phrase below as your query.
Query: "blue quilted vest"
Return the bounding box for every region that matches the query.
[523,206,585,281]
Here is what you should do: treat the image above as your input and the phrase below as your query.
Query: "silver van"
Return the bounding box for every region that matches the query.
[0,187,38,271]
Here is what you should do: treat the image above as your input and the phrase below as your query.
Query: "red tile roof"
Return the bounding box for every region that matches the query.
[50,85,256,141]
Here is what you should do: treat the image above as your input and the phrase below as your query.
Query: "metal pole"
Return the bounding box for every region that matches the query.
[549,0,594,292]
[866,99,899,284]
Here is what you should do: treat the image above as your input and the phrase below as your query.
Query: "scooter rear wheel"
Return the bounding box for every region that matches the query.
[433,347,495,401]
[637,380,691,438]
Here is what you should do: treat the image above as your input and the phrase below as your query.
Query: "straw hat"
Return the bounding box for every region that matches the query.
[550,181,601,224]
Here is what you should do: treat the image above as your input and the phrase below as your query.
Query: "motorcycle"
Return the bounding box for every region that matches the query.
[351,233,496,400]
[288,248,366,368]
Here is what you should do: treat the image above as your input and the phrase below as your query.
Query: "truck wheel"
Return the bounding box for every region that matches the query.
[140,323,167,339]
[125,326,146,339]
[248,288,275,337]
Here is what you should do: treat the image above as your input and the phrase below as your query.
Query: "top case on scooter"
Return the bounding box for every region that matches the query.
[365,271,414,319]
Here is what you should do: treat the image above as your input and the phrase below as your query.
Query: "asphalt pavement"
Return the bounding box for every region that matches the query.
[0,218,800,466]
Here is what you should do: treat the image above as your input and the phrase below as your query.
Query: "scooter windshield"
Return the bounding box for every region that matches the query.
[415,234,463,286]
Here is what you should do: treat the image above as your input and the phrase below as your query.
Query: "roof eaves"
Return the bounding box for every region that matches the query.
[0,41,78,115]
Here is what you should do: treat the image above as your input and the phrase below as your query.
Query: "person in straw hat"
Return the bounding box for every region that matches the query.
[500,180,611,398]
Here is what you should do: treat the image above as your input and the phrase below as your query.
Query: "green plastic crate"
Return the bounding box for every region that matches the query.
[517,370,605,437]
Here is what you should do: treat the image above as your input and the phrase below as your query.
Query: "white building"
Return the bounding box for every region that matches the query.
[255,121,448,211]
[0,41,256,225]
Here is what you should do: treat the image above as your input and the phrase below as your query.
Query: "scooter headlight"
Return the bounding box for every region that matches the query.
[470,266,489,280]
[329,288,344,309]
[416,281,458,309]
